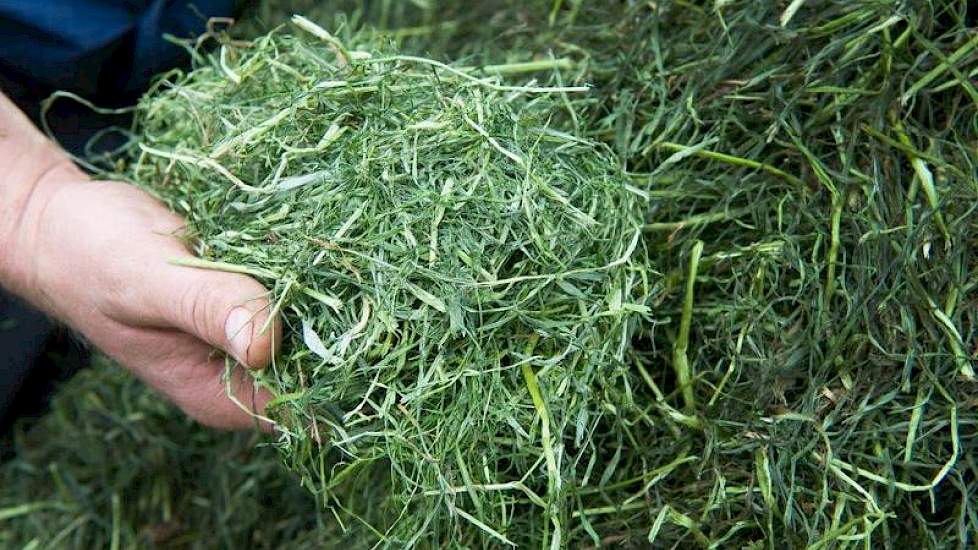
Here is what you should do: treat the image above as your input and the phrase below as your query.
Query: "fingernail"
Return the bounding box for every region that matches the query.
[225,307,253,366]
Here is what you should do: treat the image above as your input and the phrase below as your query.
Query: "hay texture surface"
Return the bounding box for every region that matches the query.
[4,1,978,548]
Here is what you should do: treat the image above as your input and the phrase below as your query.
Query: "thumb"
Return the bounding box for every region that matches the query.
[149,260,282,369]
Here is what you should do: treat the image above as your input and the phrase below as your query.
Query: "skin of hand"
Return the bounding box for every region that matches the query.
[0,92,279,430]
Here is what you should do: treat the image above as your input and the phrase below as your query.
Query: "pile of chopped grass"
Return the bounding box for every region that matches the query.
[4,0,977,548]
[111,15,652,547]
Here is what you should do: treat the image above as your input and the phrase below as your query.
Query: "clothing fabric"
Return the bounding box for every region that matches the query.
[0,292,51,432]
[0,0,237,101]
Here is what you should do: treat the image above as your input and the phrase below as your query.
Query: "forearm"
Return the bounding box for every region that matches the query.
[0,90,86,298]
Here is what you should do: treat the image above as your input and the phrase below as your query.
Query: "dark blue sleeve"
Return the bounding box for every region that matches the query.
[0,0,238,100]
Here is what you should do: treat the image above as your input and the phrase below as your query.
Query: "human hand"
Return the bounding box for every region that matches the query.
[2,162,280,430]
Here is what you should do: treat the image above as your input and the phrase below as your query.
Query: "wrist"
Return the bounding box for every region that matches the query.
[0,156,83,303]
[0,90,89,311]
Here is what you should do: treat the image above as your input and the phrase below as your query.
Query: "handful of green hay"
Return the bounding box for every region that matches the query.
[118,16,652,546]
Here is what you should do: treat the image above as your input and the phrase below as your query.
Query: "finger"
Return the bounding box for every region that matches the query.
[124,329,276,431]
[86,184,282,369]
[176,360,276,431]
[142,254,282,370]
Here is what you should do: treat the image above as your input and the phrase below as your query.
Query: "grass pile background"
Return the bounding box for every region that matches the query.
[3,0,978,548]
[0,359,351,549]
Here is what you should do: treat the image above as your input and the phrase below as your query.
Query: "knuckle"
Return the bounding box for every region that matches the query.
[180,278,218,339]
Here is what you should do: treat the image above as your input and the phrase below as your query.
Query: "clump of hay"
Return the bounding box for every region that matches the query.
[117,16,652,546]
